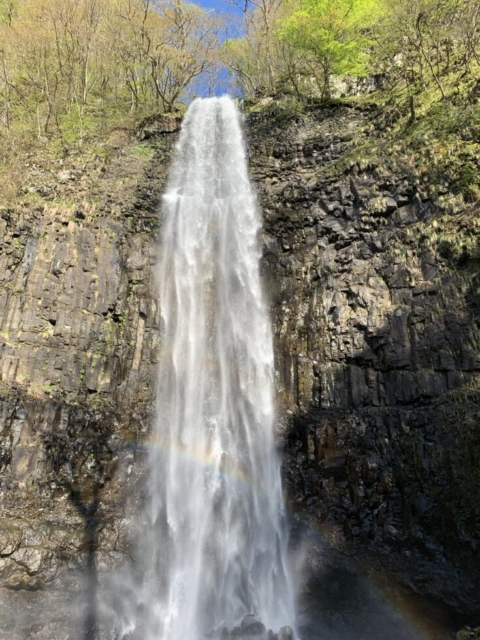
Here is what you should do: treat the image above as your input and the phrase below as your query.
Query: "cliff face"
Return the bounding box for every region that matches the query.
[0,119,179,591]
[0,104,479,619]
[248,103,480,615]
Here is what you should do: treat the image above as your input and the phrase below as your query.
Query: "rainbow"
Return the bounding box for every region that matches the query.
[117,432,452,640]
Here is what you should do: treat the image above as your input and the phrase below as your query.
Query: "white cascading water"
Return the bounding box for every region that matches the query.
[124,96,296,640]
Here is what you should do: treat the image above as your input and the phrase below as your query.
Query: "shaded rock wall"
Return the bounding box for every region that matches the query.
[247,105,480,593]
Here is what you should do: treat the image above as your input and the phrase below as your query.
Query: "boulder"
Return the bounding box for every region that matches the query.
[278,627,294,640]
[240,614,266,636]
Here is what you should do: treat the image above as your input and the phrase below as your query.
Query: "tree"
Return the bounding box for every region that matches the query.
[0,0,224,145]
[371,0,479,121]
[222,0,309,98]
[277,0,380,100]
[459,0,480,77]
[146,1,222,112]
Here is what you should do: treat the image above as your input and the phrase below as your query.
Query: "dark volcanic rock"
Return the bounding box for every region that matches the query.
[247,104,480,621]
[0,101,479,633]
[241,615,267,635]
[0,127,176,590]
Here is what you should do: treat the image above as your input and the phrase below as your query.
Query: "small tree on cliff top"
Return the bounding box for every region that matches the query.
[277,0,381,100]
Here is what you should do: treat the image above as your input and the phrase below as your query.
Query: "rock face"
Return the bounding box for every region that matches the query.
[247,104,480,615]
[0,104,479,625]
[0,121,178,591]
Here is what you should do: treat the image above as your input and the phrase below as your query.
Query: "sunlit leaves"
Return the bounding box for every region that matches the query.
[277,0,382,98]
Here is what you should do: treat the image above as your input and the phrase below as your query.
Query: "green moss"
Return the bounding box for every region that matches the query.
[130,143,155,159]
[325,68,480,203]
[245,94,306,119]
[458,162,480,203]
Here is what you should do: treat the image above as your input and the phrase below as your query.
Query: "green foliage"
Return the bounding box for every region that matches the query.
[458,162,480,203]
[130,143,154,159]
[224,0,480,119]
[371,0,480,119]
[57,109,99,147]
[277,0,381,98]
[456,627,480,640]
[0,0,225,208]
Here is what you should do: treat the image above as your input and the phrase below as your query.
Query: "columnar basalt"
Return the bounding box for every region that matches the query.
[248,104,480,617]
[0,119,179,592]
[0,104,479,631]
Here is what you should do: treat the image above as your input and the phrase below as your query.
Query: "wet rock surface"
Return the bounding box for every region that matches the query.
[0,542,455,640]
[216,616,294,640]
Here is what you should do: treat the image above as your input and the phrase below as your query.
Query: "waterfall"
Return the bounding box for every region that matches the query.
[126,96,296,640]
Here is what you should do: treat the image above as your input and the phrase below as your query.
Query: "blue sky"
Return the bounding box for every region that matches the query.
[186,0,245,97]
[195,0,245,38]
[194,0,243,15]
[195,0,231,11]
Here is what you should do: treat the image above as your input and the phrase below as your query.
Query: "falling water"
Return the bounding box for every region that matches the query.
[124,96,296,640]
